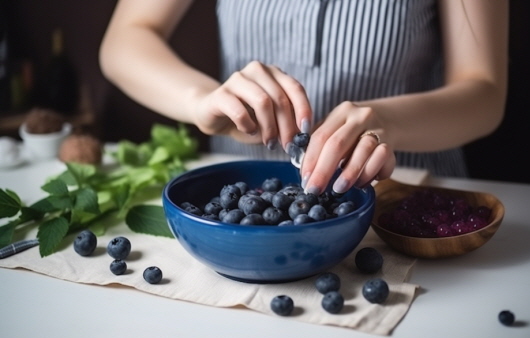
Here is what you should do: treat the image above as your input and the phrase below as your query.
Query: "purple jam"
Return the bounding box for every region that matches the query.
[378,189,492,238]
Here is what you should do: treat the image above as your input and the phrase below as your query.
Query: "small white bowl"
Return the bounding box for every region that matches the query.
[19,123,72,161]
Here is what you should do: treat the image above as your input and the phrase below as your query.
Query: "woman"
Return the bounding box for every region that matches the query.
[99,0,508,195]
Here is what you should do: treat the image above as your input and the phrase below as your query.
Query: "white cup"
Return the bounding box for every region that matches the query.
[19,122,72,161]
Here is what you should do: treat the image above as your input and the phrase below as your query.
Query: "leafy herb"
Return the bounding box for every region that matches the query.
[0,123,197,257]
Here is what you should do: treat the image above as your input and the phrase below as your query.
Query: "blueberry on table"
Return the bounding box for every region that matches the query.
[143,266,163,284]
[110,259,127,275]
[498,310,515,326]
[355,247,384,274]
[362,278,390,304]
[270,295,294,316]
[321,291,344,314]
[315,272,341,294]
[73,230,97,256]
[107,236,131,260]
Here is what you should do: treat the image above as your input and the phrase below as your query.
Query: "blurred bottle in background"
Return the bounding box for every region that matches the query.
[34,28,78,115]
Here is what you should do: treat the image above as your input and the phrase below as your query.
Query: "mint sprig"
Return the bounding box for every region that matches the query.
[0,123,197,257]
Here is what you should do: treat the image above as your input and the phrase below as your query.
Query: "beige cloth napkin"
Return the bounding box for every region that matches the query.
[0,156,428,336]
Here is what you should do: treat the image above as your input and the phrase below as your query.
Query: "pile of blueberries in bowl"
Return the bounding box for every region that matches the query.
[162,160,375,283]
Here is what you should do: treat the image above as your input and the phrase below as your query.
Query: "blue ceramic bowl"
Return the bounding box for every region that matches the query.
[162,160,375,283]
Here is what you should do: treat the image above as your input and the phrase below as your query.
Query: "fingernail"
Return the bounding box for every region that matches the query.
[301,118,311,134]
[332,176,350,194]
[267,139,278,151]
[301,173,310,189]
[305,185,320,196]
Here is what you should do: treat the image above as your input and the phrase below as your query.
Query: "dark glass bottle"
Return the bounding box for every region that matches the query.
[35,28,78,114]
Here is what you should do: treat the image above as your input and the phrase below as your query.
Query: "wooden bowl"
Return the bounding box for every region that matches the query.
[371,179,505,259]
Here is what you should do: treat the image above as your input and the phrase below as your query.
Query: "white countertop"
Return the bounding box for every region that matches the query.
[1,155,529,338]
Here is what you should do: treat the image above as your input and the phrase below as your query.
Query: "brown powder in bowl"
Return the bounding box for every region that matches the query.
[24,108,65,134]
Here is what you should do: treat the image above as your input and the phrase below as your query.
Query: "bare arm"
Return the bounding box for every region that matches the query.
[362,0,508,151]
[302,0,508,194]
[99,0,312,149]
[99,0,217,123]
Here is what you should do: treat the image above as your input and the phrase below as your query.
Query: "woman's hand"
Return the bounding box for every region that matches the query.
[300,102,395,195]
[193,61,313,151]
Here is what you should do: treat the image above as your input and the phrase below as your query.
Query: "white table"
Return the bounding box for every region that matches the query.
[1,156,529,338]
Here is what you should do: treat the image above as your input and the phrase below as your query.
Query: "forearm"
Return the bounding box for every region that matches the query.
[100,28,219,124]
[359,78,506,152]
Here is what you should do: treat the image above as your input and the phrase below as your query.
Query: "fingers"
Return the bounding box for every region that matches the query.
[301,103,395,195]
[205,61,312,149]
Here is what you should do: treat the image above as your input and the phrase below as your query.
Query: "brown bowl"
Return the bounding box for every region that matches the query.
[371,179,505,259]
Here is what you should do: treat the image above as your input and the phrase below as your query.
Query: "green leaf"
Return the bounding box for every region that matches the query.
[65,162,97,187]
[37,216,70,257]
[41,179,69,196]
[73,188,100,215]
[125,205,173,238]
[42,196,73,213]
[147,146,170,165]
[0,222,17,247]
[0,189,21,218]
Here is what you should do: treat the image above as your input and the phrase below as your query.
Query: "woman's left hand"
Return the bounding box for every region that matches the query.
[300,102,395,195]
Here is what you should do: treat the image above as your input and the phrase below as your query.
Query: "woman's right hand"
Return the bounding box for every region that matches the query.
[193,61,313,151]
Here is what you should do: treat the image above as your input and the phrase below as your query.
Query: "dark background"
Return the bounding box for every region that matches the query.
[3,0,529,183]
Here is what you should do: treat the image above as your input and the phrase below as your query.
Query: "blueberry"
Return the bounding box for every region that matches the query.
[321,291,344,314]
[220,184,241,197]
[355,247,384,274]
[240,213,267,225]
[262,207,288,225]
[498,310,515,326]
[260,191,275,204]
[279,185,303,198]
[143,266,163,284]
[293,214,314,225]
[219,192,240,210]
[238,194,251,210]
[293,132,310,148]
[110,259,127,275]
[234,181,249,195]
[288,200,312,219]
[204,201,223,216]
[362,278,389,304]
[295,192,319,208]
[272,191,295,210]
[262,177,282,192]
[278,220,294,226]
[73,230,97,256]
[333,201,356,216]
[270,295,294,316]
[315,272,341,294]
[201,213,220,221]
[308,204,328,222]
[241,195,268,215]
[221,209,245,224]
[184,204,202,216]
[107,236,132,260]
[219,208,229,220]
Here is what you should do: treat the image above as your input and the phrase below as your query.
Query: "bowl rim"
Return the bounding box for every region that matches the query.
[19,122,72,139]
[162,160,376,232]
